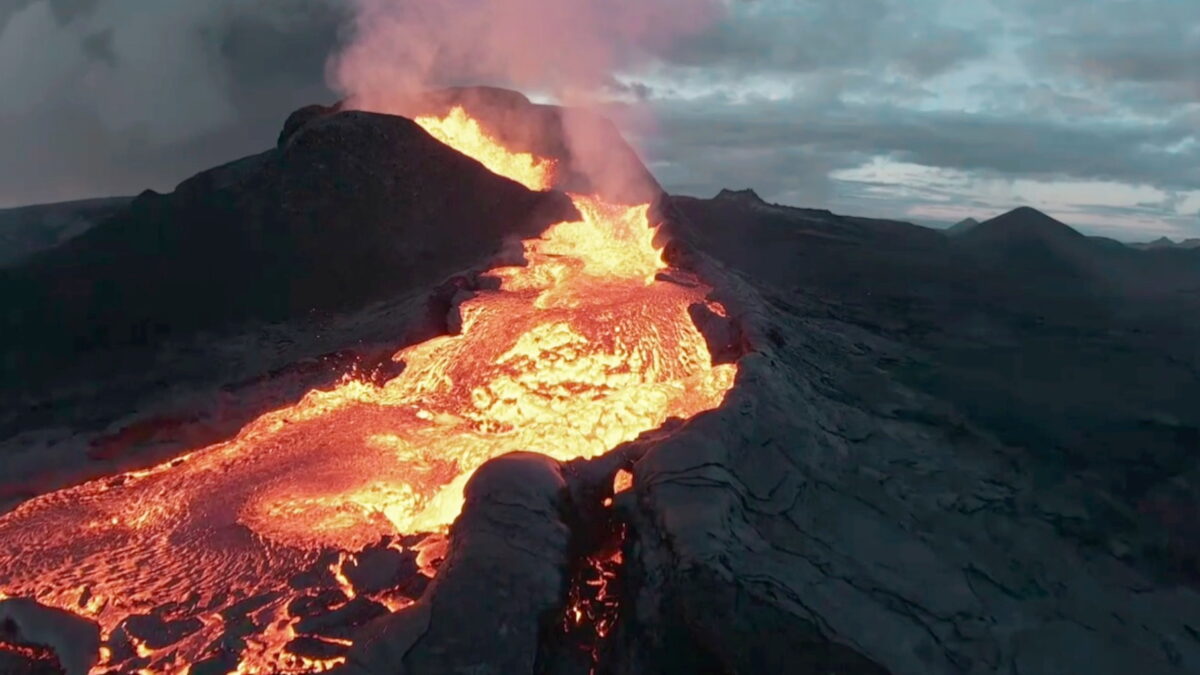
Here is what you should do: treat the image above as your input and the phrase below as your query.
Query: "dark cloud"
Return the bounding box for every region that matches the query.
[0,0,97,33]
[79,27,114,65]
[0,0,345,206]
[1014,2,1199,76]
[659,0,985,79]
[651,97,1198,191]
[1012,0,1200,106]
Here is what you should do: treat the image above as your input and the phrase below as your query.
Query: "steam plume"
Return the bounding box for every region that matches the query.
[330,0,723,202]
[332,0,720,105]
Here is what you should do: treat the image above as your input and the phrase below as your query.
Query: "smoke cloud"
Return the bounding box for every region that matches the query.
[331,0,725,203]
[332,0,722,106]
[0,0,721,207]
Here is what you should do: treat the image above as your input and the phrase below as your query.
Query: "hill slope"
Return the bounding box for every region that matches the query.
[0,106,574,390]
[0,197,131,267]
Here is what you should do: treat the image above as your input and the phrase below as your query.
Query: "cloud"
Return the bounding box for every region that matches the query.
[632,0,1199,237]
[0,0,343,207]
[1013,1,1199,84]
[658,0,986,78]
[649,96,1197,189]
[1,0,1196,239]
[645,92,1199,236]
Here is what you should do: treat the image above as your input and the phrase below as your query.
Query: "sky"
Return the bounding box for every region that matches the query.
[0,0,1196,240]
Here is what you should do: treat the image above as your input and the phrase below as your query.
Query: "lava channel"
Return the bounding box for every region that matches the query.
[0,106,737,674]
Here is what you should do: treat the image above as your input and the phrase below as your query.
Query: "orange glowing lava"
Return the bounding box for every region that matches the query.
[0,107,737,674]
[414,106,557,191]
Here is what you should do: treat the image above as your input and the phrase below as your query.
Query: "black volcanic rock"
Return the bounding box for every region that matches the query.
[671,190,1200,449]
[0,107,575,390]
[600,202,1200,674]
[295,597,389,640]
[0,598,101,675]
[342,453,575,674]
[278,103,341,148]
[666,189,1200,586]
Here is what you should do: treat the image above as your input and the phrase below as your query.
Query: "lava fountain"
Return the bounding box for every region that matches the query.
[0,106,737,674]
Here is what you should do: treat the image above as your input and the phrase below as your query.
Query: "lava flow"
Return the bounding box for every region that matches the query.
[0,106,737,674]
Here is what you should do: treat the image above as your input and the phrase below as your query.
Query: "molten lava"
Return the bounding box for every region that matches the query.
[414,106,557,191]
[0,107,736,674]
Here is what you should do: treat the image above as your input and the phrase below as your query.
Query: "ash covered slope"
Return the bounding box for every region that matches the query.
[0,197,132,267]
[608,192,1200,674]
[670,193,1200,561]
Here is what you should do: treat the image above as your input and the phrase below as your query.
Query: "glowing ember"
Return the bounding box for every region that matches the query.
[0,107,737,673]
[613,469,634,494]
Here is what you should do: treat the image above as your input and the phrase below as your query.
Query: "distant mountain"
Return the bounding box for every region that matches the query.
[960,206,1085,244]
[714,188,768,204]
[1130,236,1179,251]
[671,188,940,247]
[0,197,131,267]
[665,190,948,299]
[945,217,980,236]
[1130,236,1200,251]
[951,206,1095,283]
[952,206,1200,294]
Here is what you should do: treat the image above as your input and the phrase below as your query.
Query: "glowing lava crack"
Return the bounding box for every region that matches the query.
[0,107,737,674]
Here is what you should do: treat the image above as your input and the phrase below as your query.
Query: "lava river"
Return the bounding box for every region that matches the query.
[0,107,737,674]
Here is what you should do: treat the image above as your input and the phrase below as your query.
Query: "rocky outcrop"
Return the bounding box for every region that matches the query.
[0,598,100,675]
[341,453,578,674]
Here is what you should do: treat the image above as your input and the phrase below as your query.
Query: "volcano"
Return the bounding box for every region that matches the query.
[1,89,1199,675]
[0,91,740,674]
